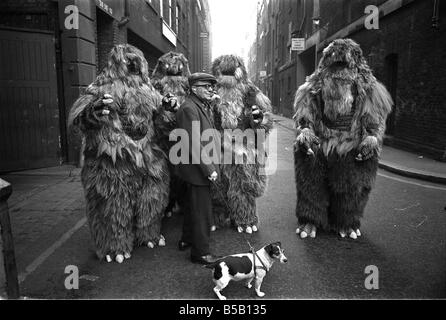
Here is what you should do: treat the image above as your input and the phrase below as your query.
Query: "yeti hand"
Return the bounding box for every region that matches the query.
[89,94,115,124]
[162,93,179,112]
[356,136,379,161]
[208,171,218,182]
[296,128,320,156]
[251,105,264,124]
[210,93,221,105]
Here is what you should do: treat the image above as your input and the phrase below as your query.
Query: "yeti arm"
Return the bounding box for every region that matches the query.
[293,82,321,155]
[252,91,274,134]
[68,93,115,133]
[243,84,274,134]
[357,81,393,160]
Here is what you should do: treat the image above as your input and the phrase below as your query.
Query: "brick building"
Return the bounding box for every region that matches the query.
[252,0,446,161]
[0,0,212,171]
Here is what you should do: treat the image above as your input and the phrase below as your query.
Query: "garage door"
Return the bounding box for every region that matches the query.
[0,28,60,172]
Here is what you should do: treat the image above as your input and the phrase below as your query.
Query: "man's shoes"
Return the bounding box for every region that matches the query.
[191,254,222,265]
[178,240,192,251]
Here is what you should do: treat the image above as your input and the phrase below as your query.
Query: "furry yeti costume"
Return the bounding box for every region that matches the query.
[151,51,190,217]
[211,54,274,234]
[68,44,170,263]
[293,39,392,239]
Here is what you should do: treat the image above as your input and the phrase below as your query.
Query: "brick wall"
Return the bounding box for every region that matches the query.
[342,0,446,161]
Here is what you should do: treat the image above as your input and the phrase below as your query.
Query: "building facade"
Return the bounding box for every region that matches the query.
[252,0,445,161]
[0,0,212,171]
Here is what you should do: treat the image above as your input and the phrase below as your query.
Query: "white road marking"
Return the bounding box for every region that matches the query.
[378,172,446,191]
[18,217,87,283]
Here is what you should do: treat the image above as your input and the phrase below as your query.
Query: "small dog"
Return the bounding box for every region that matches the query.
[205,242,287,300]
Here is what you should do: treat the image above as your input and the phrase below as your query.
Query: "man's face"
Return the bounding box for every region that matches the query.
[192,81,215,103]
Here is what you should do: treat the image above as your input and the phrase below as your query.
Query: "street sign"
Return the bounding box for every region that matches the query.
[291,38,305,51]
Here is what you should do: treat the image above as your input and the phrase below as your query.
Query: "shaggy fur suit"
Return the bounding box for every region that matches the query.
[293,39,393,238]
[151,51,191,216]
[211,55,274,233]
[69,44,170,262]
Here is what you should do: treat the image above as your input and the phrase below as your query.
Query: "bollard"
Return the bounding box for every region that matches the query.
[0,178,20,299]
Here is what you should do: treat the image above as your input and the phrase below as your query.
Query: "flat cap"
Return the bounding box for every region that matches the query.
[188,72,217,86]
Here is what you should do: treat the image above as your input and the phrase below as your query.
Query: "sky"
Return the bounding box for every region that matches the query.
[208,0,259,63]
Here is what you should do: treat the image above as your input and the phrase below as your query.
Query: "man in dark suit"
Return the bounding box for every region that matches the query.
[174,72,221,265]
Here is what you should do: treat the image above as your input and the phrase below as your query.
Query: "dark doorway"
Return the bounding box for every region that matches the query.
[385,53,398,135]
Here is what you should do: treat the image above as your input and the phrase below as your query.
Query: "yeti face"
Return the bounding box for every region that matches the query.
[320,39,363,72]
[155,51,190,76]
[212,55,247,80]
[107,44,150,82]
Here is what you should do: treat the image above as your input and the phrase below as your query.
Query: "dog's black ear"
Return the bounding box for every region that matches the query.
[264,244,274,256]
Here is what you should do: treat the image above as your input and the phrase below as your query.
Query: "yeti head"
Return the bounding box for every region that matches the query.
[104,44,150,84]
[319,39,366,73]
[212,54,248,82]
[153,51,191,78]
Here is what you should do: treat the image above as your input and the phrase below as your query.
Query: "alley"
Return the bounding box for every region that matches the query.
[3,117,445,299]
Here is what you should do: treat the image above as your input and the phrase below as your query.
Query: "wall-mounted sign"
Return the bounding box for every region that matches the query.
[259,70,267,78]
[291,38,305,51]
[95,0,123,19]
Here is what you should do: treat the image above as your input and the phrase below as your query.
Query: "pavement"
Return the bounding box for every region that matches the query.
[271,114,446,185]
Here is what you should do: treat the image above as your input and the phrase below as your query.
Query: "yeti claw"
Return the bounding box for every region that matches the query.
[158,235,166,247]
[296,223,316,239]
[340,229,361,239]
[115,254,124,264]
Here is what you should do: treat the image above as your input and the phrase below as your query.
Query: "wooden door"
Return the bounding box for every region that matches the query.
[0,28,60,172]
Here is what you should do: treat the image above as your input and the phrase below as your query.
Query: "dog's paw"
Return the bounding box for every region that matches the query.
[256,290,265,298]
[245,226,252,234]
[124,252,131,260]
[246,283,253,289]
[165,211,172,218]
[252,225,258,232]
[211,225,217,232]
[237,226,243,233]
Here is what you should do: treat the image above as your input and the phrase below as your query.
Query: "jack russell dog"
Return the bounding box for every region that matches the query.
[205,241,287,300]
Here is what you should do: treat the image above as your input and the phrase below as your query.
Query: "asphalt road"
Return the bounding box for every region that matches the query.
[17,121,446,300]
